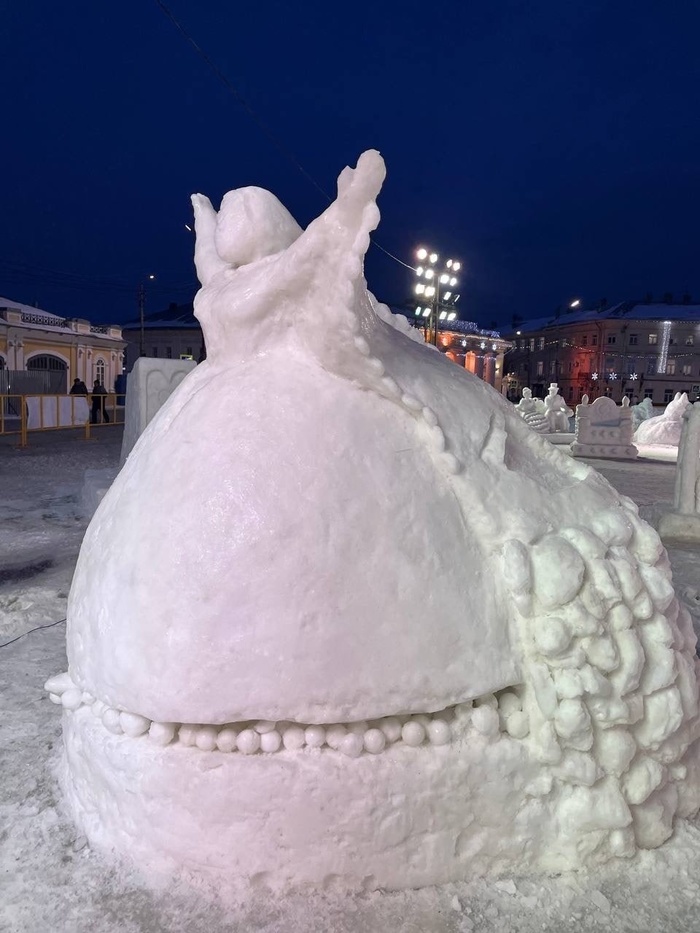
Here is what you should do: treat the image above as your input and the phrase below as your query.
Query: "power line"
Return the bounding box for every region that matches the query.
[152,0,416,274]
[0,617,66,650]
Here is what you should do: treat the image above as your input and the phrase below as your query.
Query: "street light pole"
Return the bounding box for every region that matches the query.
[413,248,461,346]
[138,274,156,358]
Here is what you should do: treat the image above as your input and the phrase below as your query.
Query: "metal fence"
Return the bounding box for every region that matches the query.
[0,394,124,447]
[0,370,66,395]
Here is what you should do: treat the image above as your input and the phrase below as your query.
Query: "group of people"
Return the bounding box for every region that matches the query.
[70,378,111,424]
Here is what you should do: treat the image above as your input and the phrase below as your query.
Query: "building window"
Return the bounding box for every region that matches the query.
[567,386,574,400]
[592,334,598,346]
[649,333,658,345]
[629,334,638,345]
[666,359,676,375]
[582,335,588,346]
[627,359,637,374]
[644,388,654,400]
[607,335,616,344]
[166,347,172,359]
[529,339,535,351]
[646,358,656,375]
[550,361,556,375]
[568,361,574,373]
[605,387,613,397]
[536,361,544,376]
[685,336,694,346]
[95,359,105,384]
[625,388,634,400]
[664,389,674,403]
[152,347,158,357]
[538,337,545,350]
[692,385,700,400]
[682,364,692,376]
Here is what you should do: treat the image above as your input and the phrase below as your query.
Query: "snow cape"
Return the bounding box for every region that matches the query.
[54,151,700,889]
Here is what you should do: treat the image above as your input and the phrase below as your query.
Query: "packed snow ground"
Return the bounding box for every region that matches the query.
[2,430,700,932]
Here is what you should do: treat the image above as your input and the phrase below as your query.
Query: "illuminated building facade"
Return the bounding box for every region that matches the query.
[503,301,700,406]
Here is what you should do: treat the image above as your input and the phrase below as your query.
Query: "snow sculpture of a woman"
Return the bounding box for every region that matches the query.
[49,151,700,892]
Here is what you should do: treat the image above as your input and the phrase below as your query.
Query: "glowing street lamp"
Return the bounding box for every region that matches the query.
[413,247,461,346]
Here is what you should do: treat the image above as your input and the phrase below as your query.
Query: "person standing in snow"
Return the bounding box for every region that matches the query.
[70,378,88,395]
[91,380,110,424]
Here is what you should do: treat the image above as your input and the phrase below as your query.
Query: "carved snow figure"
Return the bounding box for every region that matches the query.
[544,382,574,433]
[48,151,700,890]
[571,395,638,460]
[631,397,655,430]
[514,387,548,433]
[634,392,691,447]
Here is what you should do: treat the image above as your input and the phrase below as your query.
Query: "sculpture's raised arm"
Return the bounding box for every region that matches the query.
[284,149,386,274]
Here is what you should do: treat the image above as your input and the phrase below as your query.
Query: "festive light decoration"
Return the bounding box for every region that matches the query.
[630,373,639,381]
[657,320,672,374]
[591,373,599,381]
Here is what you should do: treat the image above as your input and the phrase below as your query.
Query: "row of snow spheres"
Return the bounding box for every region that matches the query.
[49,152,700,890]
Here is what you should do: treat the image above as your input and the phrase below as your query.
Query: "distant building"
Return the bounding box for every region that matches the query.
[0,297,125,394]
[406,314,512,392]
[503,301,700,406]
[121,302,204,371]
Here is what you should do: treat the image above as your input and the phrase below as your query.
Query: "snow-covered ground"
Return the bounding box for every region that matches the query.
[2,429,700,933]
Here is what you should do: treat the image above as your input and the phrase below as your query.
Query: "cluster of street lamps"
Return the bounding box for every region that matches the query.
[413,247,461,345]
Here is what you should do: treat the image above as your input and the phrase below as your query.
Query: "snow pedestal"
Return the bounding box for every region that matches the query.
[658,402,700,545]
[51,151,700,891]
[119,357,197,465]
[571,395,638,460]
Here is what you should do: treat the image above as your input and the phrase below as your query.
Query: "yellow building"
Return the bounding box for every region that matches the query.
[0,296,125,394]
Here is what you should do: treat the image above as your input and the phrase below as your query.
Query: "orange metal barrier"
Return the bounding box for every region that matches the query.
[0,394,124,448]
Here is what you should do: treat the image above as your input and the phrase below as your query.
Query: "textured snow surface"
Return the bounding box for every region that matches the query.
[4,433,700,930]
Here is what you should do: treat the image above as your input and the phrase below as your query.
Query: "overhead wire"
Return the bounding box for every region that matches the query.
[0,617,66,650]
[152,0,416,273]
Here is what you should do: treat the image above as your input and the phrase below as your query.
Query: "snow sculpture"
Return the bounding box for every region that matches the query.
[634,392,691,447]
[543,382,574,433]
[631,397,655,430]
[658,402,700,544]
[47,151,700,890]
[514,387,548,433]
[120,357,197,465]
[571,395,638,460]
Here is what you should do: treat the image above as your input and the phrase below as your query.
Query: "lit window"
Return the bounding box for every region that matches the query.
[666,359,676,375]
[536,361,543,376]
[649,333,658,345]
[682,364,692,376]
[538,337,545,349]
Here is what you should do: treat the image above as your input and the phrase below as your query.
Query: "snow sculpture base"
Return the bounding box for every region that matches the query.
[120,357,197,465]
[62,708,544,890]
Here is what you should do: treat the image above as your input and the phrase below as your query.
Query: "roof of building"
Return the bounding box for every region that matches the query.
[121,302,198,331]
[510,301,700,335]
[0,296,120,339]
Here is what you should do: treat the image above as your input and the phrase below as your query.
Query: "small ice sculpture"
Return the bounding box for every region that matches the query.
[658,402,700,543]
[571,395,638,460]
[634,392,691,447]
[631,397,655,429]
[514,387,548,433]
[48,151,700,891]
[543,383,574,433]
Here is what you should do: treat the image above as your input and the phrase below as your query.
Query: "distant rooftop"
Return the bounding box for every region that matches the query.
[121,302,198,331]
[509,300,700,335]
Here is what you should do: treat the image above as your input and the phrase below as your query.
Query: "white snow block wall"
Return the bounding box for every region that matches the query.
[658,402,700,544]
[119,357,197,465]
[571,395,638,460]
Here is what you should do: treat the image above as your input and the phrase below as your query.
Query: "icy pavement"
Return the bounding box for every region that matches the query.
[2,433,700,932]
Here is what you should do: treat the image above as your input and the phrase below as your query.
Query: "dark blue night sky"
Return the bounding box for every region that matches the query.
[2,0,699,327]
